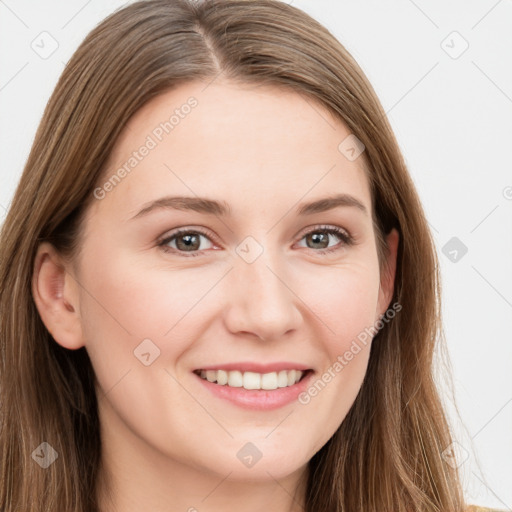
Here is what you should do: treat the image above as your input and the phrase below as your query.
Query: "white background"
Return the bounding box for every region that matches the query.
[1,0,511,509]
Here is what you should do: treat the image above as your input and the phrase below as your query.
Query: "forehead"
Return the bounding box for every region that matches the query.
[88,79,372,223]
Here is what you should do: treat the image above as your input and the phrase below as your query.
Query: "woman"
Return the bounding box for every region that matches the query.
[0,1,501,511]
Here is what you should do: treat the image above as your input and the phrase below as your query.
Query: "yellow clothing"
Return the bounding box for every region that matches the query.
[467,506,507,512]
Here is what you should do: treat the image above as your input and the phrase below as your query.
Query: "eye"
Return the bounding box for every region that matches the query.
[158,228,216,257]
[296,225,354,254]
[158,225,354,258]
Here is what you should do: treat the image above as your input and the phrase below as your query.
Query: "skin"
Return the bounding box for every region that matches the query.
[32,79,398,512]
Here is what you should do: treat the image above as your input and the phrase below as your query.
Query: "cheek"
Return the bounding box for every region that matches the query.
[291,263,380,437]
[77,247,224,370]
[80,242,381,352]
[296,262,381,349]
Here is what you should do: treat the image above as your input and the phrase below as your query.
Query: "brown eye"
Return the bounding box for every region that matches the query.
[158,229,215,256]
[305,231,330,249]
[175,232,201,251]
[297,226,353,254]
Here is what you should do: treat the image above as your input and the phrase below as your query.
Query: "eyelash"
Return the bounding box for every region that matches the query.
[157,225,354,258]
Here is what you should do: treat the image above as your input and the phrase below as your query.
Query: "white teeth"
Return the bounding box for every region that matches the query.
[217,369,228,385]
[277,370,289,388]
[261,372,278,390]
[197,369,306,390]
[243,371,261,390]
[227,370,243,387]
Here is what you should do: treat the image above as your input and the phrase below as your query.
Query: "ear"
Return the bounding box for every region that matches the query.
[376,228,399,318]
[31,242,84,350]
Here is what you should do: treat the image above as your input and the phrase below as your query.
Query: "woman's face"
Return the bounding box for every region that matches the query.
[38,79,397,487]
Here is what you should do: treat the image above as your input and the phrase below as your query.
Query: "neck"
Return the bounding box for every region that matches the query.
[95,398,309,512]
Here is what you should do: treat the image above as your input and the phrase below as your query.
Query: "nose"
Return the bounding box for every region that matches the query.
[222,245,303,341]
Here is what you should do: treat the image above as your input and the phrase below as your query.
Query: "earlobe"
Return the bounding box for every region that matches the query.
[376,228,399,318]
[31,242,84,350]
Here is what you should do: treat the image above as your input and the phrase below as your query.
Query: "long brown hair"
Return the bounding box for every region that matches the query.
[0,0,467,510]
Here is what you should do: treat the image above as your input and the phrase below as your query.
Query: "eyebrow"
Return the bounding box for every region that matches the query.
[129,193,368,220]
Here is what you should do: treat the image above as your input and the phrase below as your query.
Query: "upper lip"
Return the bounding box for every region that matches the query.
[194,362,313,373]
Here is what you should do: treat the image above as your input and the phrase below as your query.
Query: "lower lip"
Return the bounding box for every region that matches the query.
[193,371,314,411]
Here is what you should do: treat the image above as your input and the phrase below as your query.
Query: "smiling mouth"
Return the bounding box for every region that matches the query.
[193,368,312,391]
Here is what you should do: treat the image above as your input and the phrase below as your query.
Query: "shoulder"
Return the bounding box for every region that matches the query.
[466,505,507,512]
